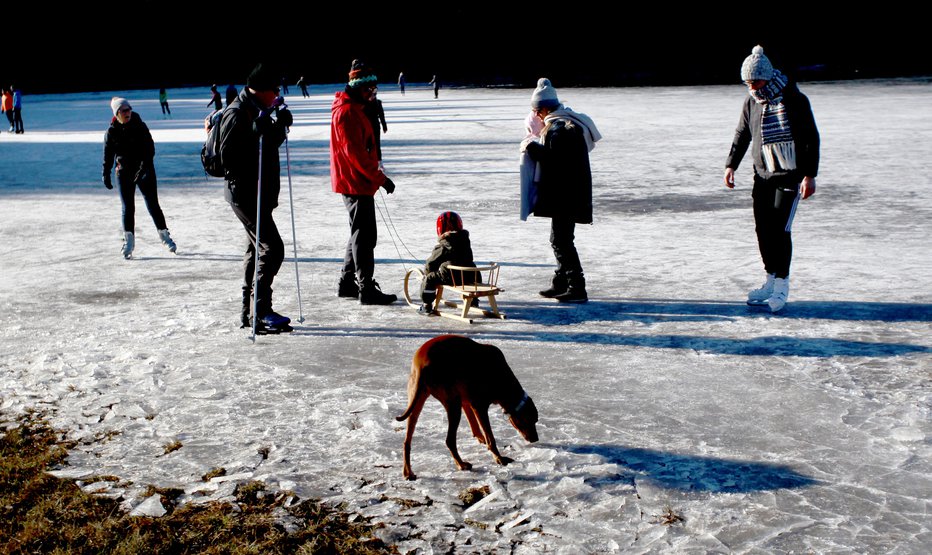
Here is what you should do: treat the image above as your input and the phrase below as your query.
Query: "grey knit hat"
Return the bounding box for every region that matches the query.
[530,78,561,110]
[110,97,131,116]
[741,45,774,82]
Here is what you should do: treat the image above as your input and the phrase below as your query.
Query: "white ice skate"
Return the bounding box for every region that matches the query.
[768,278,790,313]
[121,231,134,260]
[747,273,775,306]
[158,229,177,253]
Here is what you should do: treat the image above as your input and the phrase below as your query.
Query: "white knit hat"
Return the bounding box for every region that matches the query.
[741,45,774,82]
[531,78,561,110]
[110,97,131,116]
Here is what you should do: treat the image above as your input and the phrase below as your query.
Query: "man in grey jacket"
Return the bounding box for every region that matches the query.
[724,46,820,313]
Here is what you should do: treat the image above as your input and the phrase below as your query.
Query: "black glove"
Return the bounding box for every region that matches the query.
[134,163,149,184]
[276,108,293,128]
[254,114,275,136]
[381,177,396,194]
[103,174,112,189]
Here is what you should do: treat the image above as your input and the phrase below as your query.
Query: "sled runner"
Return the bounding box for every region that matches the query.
[403,263,506,323]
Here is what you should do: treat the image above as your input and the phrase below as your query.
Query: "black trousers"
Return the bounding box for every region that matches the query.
[752,175,800,279]
[341,194,377,286]
[119,172,167,232]
[550,217,584,285]
[230,201,284,317]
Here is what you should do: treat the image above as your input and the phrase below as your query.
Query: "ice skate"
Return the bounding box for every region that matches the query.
[747,273,776,306]
[253,311,293,334]
[767,278,789,313]
[158,229,177,253]
[121,231,134,259]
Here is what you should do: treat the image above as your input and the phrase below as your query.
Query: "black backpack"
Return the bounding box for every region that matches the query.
[201,108,225,178]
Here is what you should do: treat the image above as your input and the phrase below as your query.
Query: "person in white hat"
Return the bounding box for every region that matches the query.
[522,78,602,303]
[724,45,821,313]
[102,96,177,259]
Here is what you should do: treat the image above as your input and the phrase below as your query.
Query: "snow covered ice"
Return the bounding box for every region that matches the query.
[1,78,930,554]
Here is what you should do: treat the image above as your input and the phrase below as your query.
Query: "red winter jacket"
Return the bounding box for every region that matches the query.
[330,90,386,196]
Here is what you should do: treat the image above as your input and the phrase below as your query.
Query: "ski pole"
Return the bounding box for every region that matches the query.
[282,123,305,323]
[249,135,264,342]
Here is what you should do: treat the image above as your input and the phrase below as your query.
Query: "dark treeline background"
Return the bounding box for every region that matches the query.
[7,3,929,94]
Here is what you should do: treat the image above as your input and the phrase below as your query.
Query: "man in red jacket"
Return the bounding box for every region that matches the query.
[330,59,398,305]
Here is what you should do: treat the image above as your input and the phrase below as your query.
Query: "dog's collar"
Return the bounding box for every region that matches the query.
[507,392,530,415]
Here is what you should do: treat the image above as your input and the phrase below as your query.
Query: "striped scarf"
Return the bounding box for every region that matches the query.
[751,70,796,172]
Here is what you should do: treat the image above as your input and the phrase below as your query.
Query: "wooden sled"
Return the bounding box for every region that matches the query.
[403,263,506,323]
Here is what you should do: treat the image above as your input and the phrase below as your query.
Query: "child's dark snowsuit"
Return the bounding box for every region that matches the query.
[420,229,476,306]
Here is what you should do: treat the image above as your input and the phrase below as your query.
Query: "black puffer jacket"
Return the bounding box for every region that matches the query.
[218,89,287,210]
[525,118,593,224]
[423,230,476,287]
[102,112,155,184]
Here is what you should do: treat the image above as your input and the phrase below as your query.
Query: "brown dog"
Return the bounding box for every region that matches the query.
[395,334,539,480]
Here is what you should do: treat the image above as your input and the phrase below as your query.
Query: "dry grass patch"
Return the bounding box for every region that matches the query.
[1,411,398,554]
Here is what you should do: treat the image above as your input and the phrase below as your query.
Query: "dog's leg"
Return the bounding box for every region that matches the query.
[473,407,514,466]
[463,401,487,445]
[401,392,429,481]
[444,399,472,471]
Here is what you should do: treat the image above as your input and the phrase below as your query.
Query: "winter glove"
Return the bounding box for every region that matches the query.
[381,177,396,194]
[254,114,275,136]
[276,108,293,128]
[524,140,543,158]
[103,174,112,189]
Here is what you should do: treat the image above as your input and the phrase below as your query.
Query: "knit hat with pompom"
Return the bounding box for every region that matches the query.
[530,78,561,110]
[741,45,774,81]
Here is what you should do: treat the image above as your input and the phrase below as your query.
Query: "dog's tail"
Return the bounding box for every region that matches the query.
[395,405,414,422]
[395,359,425,421]
[395,382,422,421]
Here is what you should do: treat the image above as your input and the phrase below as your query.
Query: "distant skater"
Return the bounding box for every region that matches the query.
[428,74,440,99]
[1,87,13,132]
[208,85,222,111]
[398,72,406,95]
[102,97,177,259]
[11,85,24,133]
[724,46,820,313]
[159,88,171,117]
[297,76,309,98]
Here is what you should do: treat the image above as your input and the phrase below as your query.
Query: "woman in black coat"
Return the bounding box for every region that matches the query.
[102,97,176,259]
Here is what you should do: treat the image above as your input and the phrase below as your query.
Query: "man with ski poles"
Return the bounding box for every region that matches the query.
[218,63,295,334]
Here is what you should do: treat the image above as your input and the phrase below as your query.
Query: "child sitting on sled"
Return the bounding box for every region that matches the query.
[419,211,477,314]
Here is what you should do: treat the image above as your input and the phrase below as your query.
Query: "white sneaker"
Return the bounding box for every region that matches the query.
[121,231,134,259]
[768,277,789,313]
[158,229,177,253]
[747,273,776,305]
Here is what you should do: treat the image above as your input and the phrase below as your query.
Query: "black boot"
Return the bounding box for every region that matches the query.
[554,274,587,303]
[359,279,397,305]
[539,272,568,298]
[337,276,359,298]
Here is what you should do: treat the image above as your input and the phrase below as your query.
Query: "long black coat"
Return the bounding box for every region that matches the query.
[525,118,593,224]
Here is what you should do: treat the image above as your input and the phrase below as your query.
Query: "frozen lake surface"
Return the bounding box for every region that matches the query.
[1,78,930,553]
